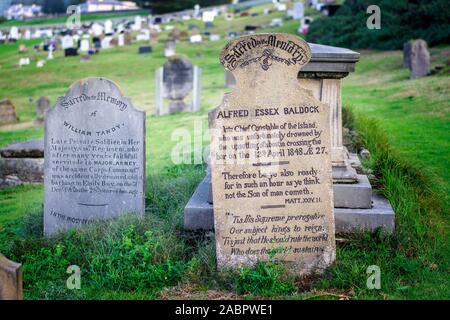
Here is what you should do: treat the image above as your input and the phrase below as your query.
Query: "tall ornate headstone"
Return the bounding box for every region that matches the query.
[44,78,145,236]
[210,34,335,274]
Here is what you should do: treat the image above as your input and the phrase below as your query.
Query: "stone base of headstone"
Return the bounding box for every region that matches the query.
[184,152,395,233]
[0,139,44,187]
[0,255,23,300]
[168,100,189,113]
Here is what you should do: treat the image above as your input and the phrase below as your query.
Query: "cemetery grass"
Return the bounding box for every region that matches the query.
[0,10,449,299]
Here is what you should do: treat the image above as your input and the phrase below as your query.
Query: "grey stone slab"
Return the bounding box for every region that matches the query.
[333,174,372,209]
[348,152,362,171]
[184,179,214,230]
[184,177,393,233]
[300,43,360,74]
[334,193,395,233]
[0,139,44,158]
[332,164,358,183]
[44,78,145,237]
[0,158,44,184]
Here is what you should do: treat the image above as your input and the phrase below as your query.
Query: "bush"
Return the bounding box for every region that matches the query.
[307,0,450,50]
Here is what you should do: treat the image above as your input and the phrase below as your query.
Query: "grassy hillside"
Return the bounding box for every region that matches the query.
[0,3,448,300]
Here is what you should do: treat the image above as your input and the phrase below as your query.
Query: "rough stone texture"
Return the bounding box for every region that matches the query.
[163,55,193,112]
[334,193,395,233]
[44,78,145,236]
[334,175,372,209]
[408,39,430,79]
[0,98,18,125]
[210,34,335,275]
[1,139,44,158]
[0,158,44,185]
[184,185,394,234]
[0,255,22,300]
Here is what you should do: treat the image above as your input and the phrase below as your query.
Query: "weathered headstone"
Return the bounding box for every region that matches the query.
[407,39,430,79]
[163,56,194,113]
[44,78,145,236]
[0,98,18,125]
[0,255,22,300]
[34,96,51,125]
[0,139,44,187]
[210,34,335,274]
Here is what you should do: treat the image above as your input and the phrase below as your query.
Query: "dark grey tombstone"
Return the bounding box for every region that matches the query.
[44,78,145,236]
[163,56,193,113]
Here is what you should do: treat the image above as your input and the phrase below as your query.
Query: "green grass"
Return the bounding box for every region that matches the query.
[344,47,450,208]
[0,3,448,299]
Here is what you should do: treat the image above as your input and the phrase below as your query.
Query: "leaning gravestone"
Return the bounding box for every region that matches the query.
[163,56,194,113]
[0,98,18,125]
[0,254,22,300]
[44,78,145,236]
[210,34,335,274]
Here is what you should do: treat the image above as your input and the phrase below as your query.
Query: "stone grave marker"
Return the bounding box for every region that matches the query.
[407,39,430,79]
[210,34,335,274]
[0,98,18,125]
[0,255,22,300]
[163,56,194,113]
[34,96,51,125]
[44,78,145,236]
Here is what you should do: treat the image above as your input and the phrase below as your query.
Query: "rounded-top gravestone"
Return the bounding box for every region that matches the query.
[44,78,145,236]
